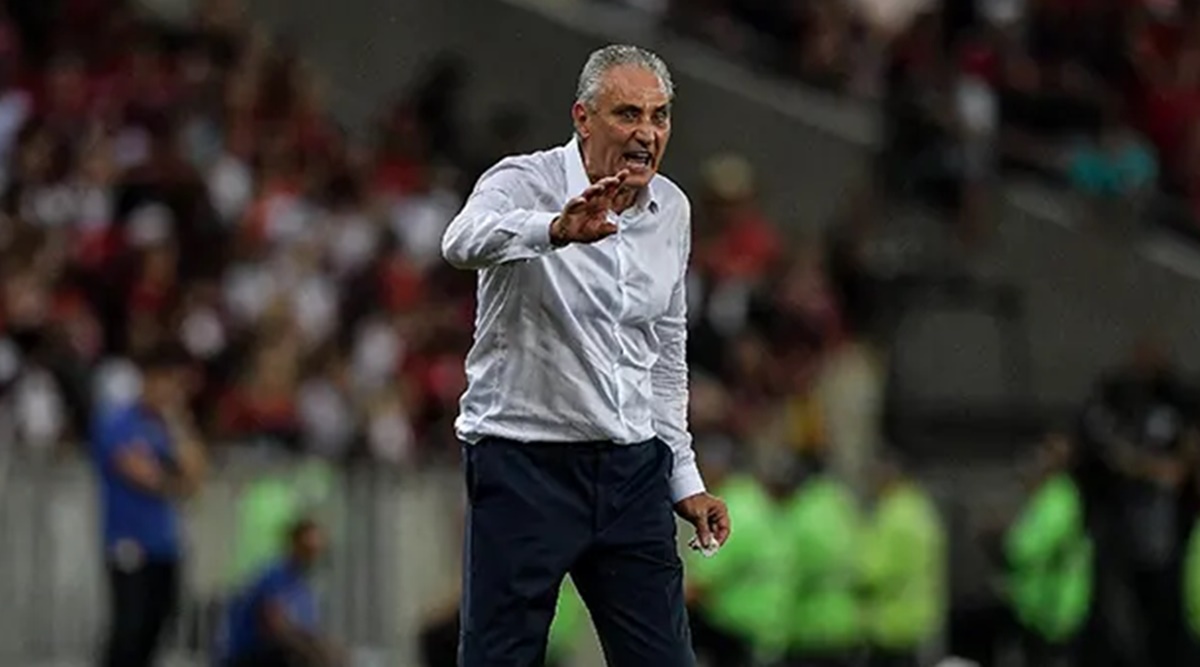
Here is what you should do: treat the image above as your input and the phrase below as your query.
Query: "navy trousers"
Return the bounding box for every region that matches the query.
[459,437,694,667]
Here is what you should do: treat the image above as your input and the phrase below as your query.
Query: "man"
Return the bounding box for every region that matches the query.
[217,518,340,667]
[1186,482,1200,664]
[441,44,731,666]
[1075,336,1196,667]
[687,448,787,667]
[782,450,862,667]
[858,450,946,667]
[91,342,208,667]
[1004,432,1092,667]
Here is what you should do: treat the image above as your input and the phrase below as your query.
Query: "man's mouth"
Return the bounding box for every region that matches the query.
[622,150,653,169]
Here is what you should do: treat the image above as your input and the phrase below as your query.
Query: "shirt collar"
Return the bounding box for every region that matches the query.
[564,136,659,215]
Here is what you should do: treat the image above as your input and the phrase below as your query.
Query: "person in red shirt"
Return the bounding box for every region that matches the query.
[696,153,782,283]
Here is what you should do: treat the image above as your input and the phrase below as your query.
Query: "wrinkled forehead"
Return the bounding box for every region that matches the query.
[595,65,671,109]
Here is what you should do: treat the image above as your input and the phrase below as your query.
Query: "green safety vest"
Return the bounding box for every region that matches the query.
[686,475,791,654]
[781,476,863,652]
[228,476,300,586]
[1005,474,1093,643]
[1184,517,1200,638]
[548,576,587,661]
[227,461,336,587]
[858,483,946,651]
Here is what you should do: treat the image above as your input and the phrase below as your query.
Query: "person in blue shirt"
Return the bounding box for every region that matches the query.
[219,517,340,667]
[92,342,208,667]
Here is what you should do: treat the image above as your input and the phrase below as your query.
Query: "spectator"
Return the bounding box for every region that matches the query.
[1076,335,1195,667]
[825,191,883,340]
[0,0,864,484]
[695,153,781,284]
[217,517,343,667]
[217,329,302,447]
[1066,110,1158,200]
[296,345,356,459]
[90,341,208,667]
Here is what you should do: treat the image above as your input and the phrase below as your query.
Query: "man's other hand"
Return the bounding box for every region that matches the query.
[549,170,629,246]
[674,492,731,549]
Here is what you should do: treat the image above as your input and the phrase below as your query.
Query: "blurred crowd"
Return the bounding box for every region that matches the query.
[10,0,1200,665]
[0,0,869,490]
[0,0,483,465]
[603,0,1200,238]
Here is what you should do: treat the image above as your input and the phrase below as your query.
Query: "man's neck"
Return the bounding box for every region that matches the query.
[611,186,639,213]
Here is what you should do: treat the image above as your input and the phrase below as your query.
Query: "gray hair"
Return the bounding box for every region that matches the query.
[575,45,674,110]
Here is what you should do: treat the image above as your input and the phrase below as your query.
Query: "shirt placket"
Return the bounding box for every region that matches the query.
[611,212,631,435]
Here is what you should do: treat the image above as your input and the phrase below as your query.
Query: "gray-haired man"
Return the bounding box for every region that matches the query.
[442,45,731,666]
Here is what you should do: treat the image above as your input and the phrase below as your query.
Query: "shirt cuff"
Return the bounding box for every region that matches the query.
[519,211,557,252]
[669,460,707,504]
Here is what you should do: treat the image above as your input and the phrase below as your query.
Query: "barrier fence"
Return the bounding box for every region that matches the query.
[0,443,979,667]
[0,448,467,666]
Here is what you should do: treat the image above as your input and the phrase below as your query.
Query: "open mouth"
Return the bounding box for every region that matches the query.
[622,150,653,169]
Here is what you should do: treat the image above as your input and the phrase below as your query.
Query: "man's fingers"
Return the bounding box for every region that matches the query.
[581,216,617,239]
[555,215,617,244]
[563,196,589,214]
[582,179,616,200]
[712,504,731,545]
[579,186,605,205]
[586,174,624,197]
[599,173,624,189]
[694,516,714,549]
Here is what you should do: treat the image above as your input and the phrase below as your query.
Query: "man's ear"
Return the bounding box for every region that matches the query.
[571,102,589,140]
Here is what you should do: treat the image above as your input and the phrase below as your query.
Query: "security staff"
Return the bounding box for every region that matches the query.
[687,454,791,666]
[859,450,947,667]
[1005,433,1092,667]
[783,453,862,667]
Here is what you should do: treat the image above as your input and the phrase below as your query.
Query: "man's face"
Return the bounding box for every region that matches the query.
[573,64,672,189]
[143,367,187,412]
[295,525,326,569]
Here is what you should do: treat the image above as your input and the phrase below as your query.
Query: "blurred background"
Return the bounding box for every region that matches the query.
[4,0,1200,666]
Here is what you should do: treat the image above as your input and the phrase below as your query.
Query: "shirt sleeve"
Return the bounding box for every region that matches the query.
[93,411,141,468]
[441,160,560,269]
[653,201,705,502]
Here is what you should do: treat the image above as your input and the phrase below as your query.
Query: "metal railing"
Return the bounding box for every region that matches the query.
[0,448,467,666]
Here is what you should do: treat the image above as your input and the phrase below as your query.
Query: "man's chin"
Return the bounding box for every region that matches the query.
[622,167,655,188]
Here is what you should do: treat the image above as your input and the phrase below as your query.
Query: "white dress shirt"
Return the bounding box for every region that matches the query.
[441,137,705,502]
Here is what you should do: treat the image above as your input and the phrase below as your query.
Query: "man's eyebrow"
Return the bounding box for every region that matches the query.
[609,103,671,116]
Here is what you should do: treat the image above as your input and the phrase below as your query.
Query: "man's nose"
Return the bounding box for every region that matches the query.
[632,127,653,146]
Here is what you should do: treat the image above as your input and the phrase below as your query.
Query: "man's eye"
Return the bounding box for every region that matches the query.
[621,109,640,121]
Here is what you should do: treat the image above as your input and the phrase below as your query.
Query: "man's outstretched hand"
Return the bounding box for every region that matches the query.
[675,492,731,552]
[549,169,629,246]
